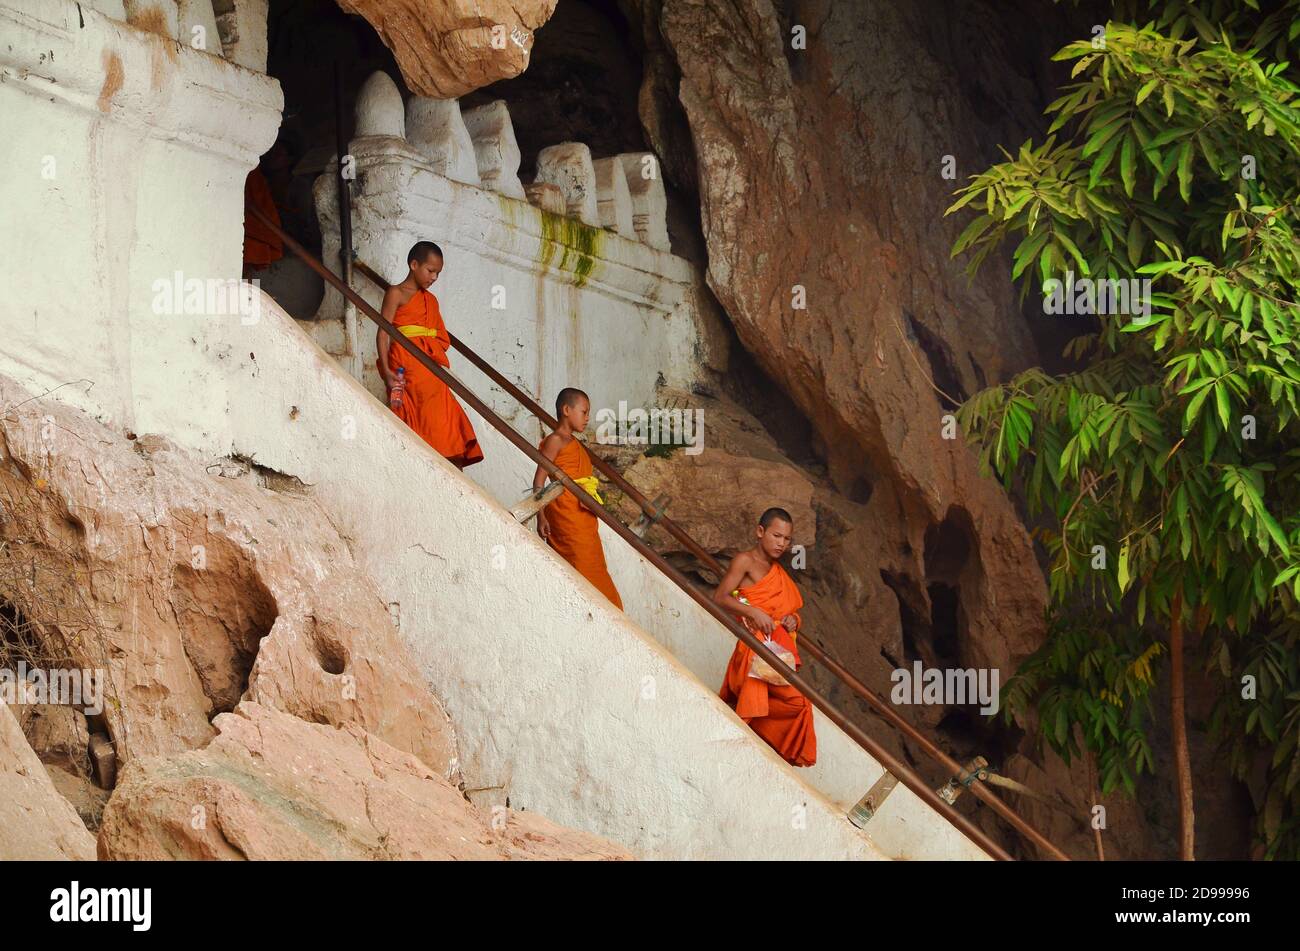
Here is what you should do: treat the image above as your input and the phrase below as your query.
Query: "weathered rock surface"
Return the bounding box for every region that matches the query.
[0,374,457,776]
[17,702,91,776]
[0,701,96,860]
[45,762,111,833]
[2,375,632,859]
[99,702,630,861]
[622,448,816,555]
[619,0,697,196]
[337,0,557,98]
[631,0,1057,681]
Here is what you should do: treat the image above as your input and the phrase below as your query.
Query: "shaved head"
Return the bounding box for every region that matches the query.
[408,240,443,266]
[555,387,589,420]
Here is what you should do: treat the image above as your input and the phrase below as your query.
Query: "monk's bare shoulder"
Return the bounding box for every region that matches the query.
[736,549,767,587]
[383,284,416,310]
[539,431,569,459]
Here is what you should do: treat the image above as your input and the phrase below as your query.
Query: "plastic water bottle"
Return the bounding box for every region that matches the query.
[389,367,406,410]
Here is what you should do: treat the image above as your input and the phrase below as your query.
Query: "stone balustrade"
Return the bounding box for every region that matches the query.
[462,100,526,199]
[349,70,673,256]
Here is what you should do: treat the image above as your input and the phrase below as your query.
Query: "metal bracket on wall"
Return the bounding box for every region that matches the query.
[848,771,900,828]
[631,493,671,538]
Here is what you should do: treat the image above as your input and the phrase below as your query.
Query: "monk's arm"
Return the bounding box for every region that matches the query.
[533,433,565,489]
[376,288,402,389]
[533,434,565,538]
[712,556,774,634]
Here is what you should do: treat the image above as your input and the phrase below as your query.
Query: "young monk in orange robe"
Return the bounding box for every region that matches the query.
[533,388,623,609]
[242,167,283,275]
[377,241,484,469]
[714,507,816,767]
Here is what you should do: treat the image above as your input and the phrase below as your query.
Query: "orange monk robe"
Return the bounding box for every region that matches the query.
[387,290,485,468]
[541,438,623,609]
[719,562,817,767]
[243,168,283,269]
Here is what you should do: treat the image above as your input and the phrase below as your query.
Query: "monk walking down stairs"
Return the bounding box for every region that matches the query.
[714,508,817,767]
[534,388,623,609]
[377,241,484,469]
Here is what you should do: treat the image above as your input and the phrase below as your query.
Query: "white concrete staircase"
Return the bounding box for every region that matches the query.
[219,289,990,860]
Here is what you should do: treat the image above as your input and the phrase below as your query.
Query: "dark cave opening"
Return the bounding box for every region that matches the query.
[719,342,821,469]
[259,0,406,316]
[904,311,966,411]
[266,0,401,213]
[462,0,646,180]
[936,705,1023,770]
[926,581,961,666]
[879,569,931,667]
[923,507,975,583]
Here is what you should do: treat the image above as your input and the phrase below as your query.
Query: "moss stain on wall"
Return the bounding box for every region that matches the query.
[536,209,602,288]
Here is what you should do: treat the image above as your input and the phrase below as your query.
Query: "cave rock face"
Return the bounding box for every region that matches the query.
[98,702,631,861]
[0,375,458,776]
[338,0,559,98]
[0,702,96,861]
[643,0,1053,668]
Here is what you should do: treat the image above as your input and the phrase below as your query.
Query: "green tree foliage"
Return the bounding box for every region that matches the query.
[947,1,1300,857]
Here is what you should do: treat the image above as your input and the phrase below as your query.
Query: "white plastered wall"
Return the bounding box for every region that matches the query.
[0,0,281,454]
[310,135,701,505]
[223,293,895,860]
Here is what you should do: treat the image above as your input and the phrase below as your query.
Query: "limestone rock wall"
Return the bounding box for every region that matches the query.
[0,700,97,861]
[623,0,1056,681]
[0,373,632,860]
[99,702,630,860]
[0,376,459,775]
[337,0,557,98]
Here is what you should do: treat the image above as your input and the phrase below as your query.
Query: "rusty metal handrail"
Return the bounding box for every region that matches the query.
[251,205,1023,860]
[348,257,1070,861]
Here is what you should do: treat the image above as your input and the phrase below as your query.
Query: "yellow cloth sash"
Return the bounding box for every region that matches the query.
[398,325,442,341]
[573,475,603,504]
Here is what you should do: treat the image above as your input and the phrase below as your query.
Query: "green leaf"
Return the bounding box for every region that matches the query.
[1120,134,1137,197]
[1056,231,1090,276]
[1214,381,1231,430]
[1178,377,1215,395]
[1011,229,1051,279]
[952,214,995,255]
[1176,140,1194,202]
[1090,133,1124,190]
[1185,385,1211,430]
[1126,218,1145,268]
[1137,260,1184,275]
[1082,117,1125,158]
[1274,566,1300,586]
